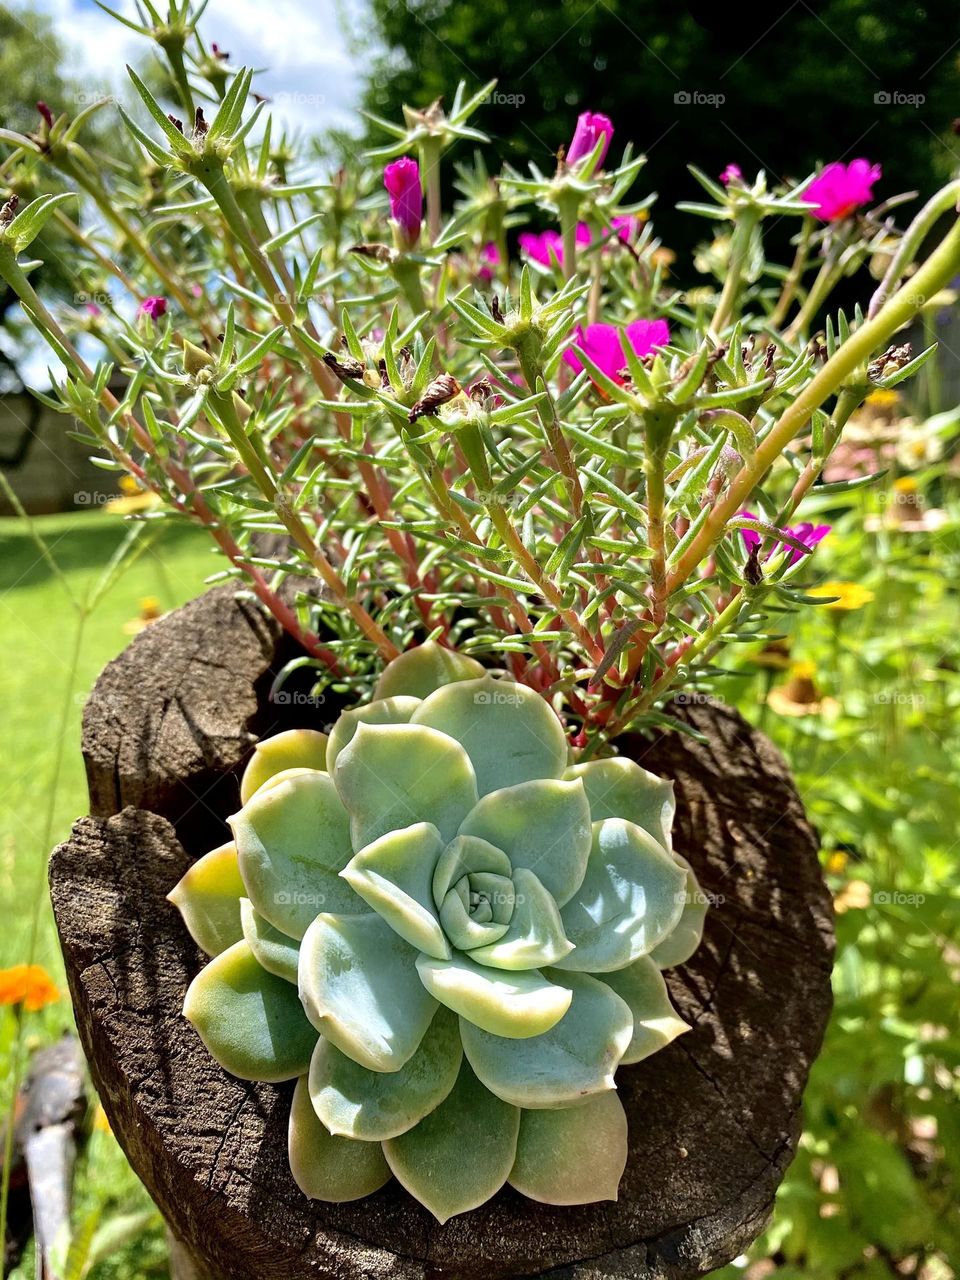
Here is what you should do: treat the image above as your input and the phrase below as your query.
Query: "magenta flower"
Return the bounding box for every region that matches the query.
[739,511,830,566]
[609,215,638,244]
[563,319,670,384]
[139,296,167,319]
[37,101,55,129]
[804,159,881,222]
[566,112,614,168]
[383,157,423,249]
[477,242,500,281]
[518,224,591,269]
[720,164,742,186]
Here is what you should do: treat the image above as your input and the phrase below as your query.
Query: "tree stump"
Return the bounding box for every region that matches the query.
[50,586,834,1280]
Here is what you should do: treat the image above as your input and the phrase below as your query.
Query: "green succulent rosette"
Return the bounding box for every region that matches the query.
[171,642,708,1222]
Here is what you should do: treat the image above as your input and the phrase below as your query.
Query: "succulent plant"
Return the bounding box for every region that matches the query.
[171,642,707,1221]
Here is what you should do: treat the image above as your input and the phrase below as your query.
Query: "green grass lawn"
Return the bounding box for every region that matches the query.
[0,509,215,1278]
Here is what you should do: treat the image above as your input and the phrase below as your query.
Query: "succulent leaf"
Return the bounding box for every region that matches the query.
[167,840,245,957]
[565,757,676,850]
[299,912,439,1072]
[649,856,709,968]
[240,728,329,803]
[309,1007,462,1140]
[289,1077,391,1201]
[230,770,360,938]
[334,722,479,847]
[509,1092,628,1204]
[416,953,571,1038]
[457,779,592,907]
[411,675,568,797]
[466,867,575,970]
[382,1059,520,1223]
[554,819,686,972]
[598,955,690,1063]
[326,695,422,771]
[341,822,450,959]
[239,897,300,984]
[431,833,512,902]
[374,639,485,700]
[460,970,633,1107]
[183,940,318,1082]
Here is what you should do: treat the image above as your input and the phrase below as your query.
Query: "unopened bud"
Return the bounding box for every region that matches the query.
[183,339,215,375]
[37,101,54,129]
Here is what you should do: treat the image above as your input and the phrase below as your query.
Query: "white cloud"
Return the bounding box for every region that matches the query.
[8,0,364,135]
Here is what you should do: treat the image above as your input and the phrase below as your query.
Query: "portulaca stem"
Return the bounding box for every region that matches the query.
[712,207,760,332]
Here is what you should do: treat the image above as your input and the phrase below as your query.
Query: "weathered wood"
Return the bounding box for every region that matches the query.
[52,587,834,1280]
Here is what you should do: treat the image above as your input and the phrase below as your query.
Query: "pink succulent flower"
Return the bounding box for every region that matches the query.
[383,157,423,249]
[563,319,671,384]
[139,296,167,319]
[477,242,500,281]
[720,164,743,186]
[609,215,639,243]
[739,510,830,566]
[518,224,591,269]
[804,159,881,222]
[566,111,614,168]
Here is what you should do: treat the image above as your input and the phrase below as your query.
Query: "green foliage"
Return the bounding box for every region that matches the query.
[172,642,702,1220]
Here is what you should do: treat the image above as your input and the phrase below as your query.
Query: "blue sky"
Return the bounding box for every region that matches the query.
[12,0,365,135]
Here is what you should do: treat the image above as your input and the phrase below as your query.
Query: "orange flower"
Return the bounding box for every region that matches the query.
[0,963,60,1012]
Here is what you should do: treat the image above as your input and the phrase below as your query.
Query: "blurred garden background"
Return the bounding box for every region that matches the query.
[1,0,959,1276]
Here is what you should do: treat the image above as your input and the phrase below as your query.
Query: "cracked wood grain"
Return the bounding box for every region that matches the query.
[52,587,834,1280]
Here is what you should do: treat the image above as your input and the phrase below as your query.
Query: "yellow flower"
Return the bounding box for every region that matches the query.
[0,963,60,1012]
[123,596,165,635]
[766,660,839,718]
[864,388,899,412]
[833,879,872,913]
[809,581,875,612]
[825,850,849,876]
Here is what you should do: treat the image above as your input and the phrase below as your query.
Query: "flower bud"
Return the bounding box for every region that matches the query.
[565,112,613,168]
[139,295,168,320]
[384,157,423,251]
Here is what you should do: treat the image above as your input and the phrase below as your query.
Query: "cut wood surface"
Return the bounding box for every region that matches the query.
[52,586,834,1280]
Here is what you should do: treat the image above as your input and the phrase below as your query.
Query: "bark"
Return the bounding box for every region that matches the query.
[52,586,834,1280]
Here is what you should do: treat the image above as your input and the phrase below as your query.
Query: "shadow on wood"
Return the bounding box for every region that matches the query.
[51,586,835,1280]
